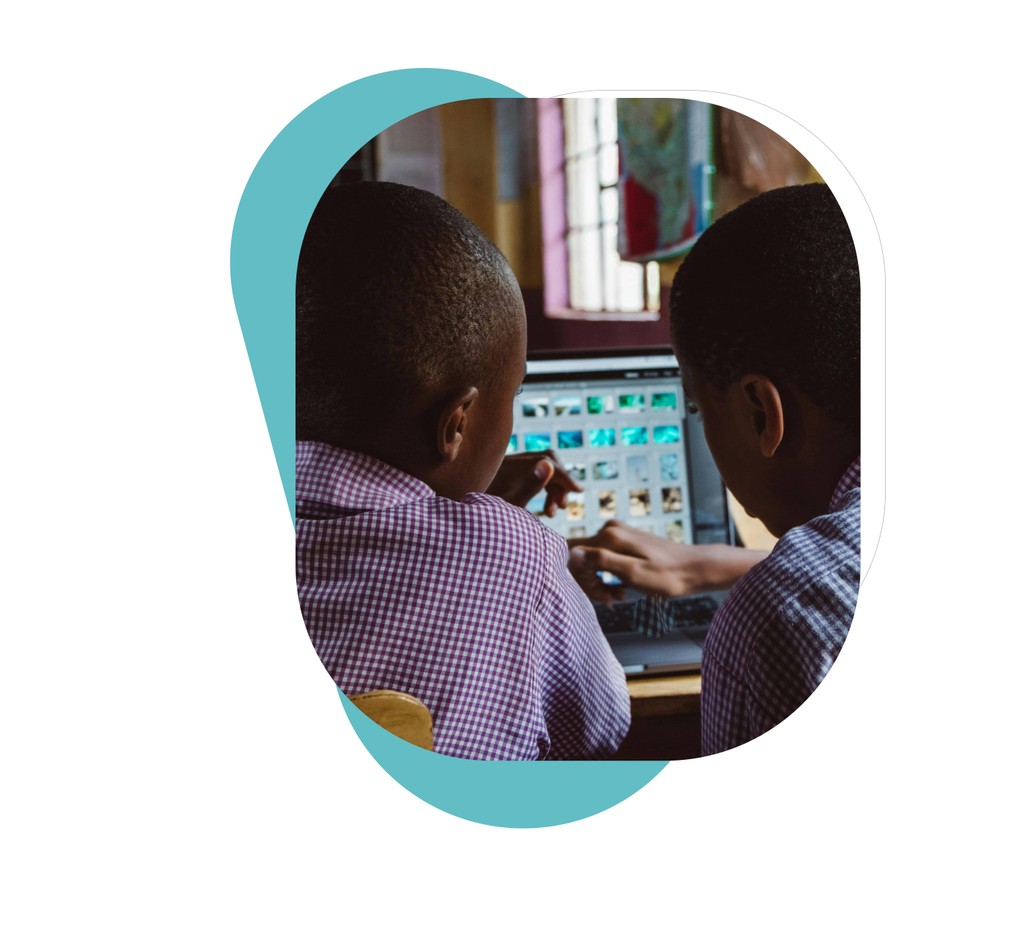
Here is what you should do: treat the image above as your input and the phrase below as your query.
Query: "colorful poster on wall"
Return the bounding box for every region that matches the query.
[617,99,712,262]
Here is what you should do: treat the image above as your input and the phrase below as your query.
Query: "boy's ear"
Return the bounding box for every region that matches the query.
[436,386,480,462]
[739,374,785,458]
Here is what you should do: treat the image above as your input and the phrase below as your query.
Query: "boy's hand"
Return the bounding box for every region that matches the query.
[487,451,582,516]
[568,520,768,599]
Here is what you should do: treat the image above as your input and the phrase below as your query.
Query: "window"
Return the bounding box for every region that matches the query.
[539,98,660,319]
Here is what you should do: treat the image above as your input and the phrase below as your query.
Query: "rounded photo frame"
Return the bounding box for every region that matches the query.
[230,69,883,828]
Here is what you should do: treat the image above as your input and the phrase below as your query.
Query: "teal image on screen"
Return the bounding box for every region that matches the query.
[619,394,644,413]
[506,434,518,454]
[525,491,547,514]
[587,394,614,414]
[589,428,616,447]
[660,452,680,480]
[557,430,583,449]
[525,433,552,452]
[622,426,648,446]
[652,392,677,410]
[653,425,681,444]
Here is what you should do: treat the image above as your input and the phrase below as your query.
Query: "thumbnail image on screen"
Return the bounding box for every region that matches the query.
[622,426,648,446]
[662,487,683,513]
[629,489,651,517]
[566,492,586,521]
[521,397,549,418]
[625,455,649,484]
[653,425,681,445]
[598,490,617,519]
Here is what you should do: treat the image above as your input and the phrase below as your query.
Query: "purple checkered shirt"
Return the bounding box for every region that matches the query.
[296,441,630,761]
[701,458,861,755]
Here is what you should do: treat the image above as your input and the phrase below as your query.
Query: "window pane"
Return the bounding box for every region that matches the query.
[563,101,579,154]
[577,227,602,311]
[597,98,617,145]
[617,261,644,313]
[601,223,618,310]
[646,262,661,311]
[574,153,599,228]
[566,158,581,227]
[567,99,597,156]
[599,141,619,188]
[568,229,583,308]
[600,185,618,225]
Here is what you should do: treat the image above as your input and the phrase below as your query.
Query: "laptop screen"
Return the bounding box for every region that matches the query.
[510,348,734,548]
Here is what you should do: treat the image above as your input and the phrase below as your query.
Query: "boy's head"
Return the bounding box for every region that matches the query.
[670,183,860,535]
[297,181,526,498]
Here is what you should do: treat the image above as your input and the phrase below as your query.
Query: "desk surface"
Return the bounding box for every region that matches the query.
[628,672,700,715]
[615,672,702,760]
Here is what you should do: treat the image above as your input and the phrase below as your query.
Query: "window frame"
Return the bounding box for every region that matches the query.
[538,98,661,323]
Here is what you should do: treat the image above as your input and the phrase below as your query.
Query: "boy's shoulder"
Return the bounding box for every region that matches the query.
[707,461,861,674]
[296,440,567,570]
[295,440,432,513]
[444,491,570,565]
[730,459,859,608]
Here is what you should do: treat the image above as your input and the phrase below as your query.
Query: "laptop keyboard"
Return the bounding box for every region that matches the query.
[596,593,719,640]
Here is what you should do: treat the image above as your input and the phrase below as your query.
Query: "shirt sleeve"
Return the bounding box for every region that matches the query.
[700,644,776,755]
[531,529,631,759]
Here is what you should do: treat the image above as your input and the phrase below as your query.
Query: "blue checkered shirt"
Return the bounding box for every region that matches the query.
[701,458,861,755]
[295,441,631,761]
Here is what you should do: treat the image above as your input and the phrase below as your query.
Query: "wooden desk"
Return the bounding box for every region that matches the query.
[612,673,702,761]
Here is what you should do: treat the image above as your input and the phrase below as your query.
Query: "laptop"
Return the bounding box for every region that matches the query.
[512,347,736,675]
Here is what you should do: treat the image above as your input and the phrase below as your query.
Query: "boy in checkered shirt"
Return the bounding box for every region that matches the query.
[571,184,860,755]
[295,181,630,760]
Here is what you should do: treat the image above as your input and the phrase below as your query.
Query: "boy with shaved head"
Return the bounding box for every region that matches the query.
[296,181,630,761]
[571,184,860,756]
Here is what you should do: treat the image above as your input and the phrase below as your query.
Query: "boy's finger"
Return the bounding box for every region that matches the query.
[532,458,556,489]
[566,555,622,606]
[568,545,636,581]
[536,450,583,494]
[551,467,583,494]
[494,457,554,507]
[543,486,571,517]
[513,457,555,505]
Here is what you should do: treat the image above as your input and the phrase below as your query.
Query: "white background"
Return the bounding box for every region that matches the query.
[3,4,1020,935]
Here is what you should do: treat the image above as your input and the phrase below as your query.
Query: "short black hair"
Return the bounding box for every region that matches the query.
[297,181,522,446]
[670,183,860,431]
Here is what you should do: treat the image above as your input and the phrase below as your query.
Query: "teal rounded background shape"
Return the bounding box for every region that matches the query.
[230,68,668,828]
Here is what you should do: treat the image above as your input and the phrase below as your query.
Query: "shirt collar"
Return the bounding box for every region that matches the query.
[296,440,435,512]
[830,456,861,512]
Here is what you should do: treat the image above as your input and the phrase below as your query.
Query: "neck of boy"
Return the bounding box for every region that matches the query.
[342,418,482,503]
[340,420,438,487]
[770,431,859,535]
